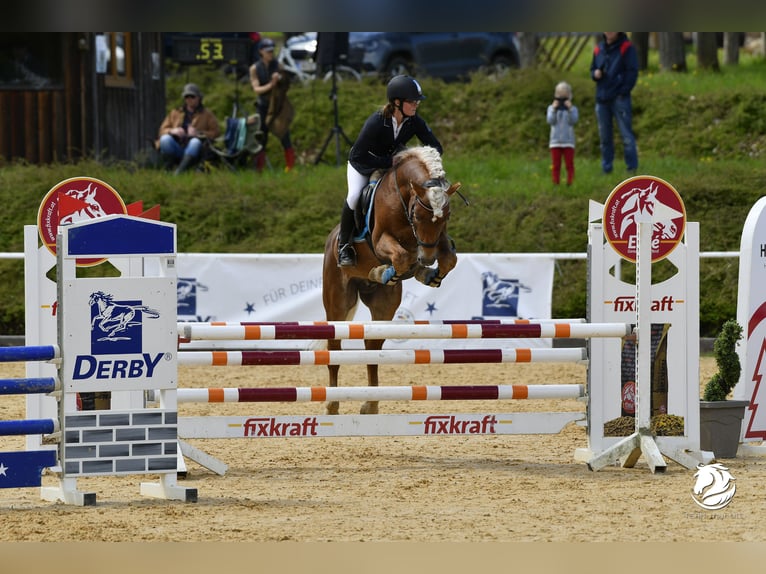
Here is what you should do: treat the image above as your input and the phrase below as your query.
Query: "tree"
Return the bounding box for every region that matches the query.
[695,32,720,71]
[723,32,741,65]
[631,32,649,70]
[658,32,687,72]
[517,33,539,69]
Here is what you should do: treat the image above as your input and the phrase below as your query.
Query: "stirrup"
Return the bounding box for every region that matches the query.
[338,243,356,267]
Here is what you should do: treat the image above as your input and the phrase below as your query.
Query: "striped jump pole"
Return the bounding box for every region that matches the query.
[0,377,58,395]
[177,347,588,366]
[0,345,59,363]
[0,418,58,436]
[178,321,631,342]
[177,384,585,404]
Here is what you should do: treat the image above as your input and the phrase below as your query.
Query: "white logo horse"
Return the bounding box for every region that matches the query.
[177,279,209,309]
[481,271,531,311]
[59,182,109,226]
[618,181,683,241]
[691,463,737,510]
[89,291,160,341]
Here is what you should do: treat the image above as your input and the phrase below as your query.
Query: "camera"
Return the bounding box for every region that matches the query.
[555,97,568,107]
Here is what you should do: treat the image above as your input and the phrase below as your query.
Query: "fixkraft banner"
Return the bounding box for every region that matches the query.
[172,253,554,349]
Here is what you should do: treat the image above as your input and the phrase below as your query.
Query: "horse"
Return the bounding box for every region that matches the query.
[89,290,161,341]
[322,146,462,415]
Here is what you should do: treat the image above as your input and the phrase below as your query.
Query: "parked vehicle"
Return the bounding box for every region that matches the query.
[348,32,521,81]
[278,32,361,84]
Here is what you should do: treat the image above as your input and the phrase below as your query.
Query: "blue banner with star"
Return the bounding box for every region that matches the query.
[0,450,57,488]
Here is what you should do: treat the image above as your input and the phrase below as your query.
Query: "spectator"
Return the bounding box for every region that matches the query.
[157,83,221,175]
[249,37,295,173]
[590,32,639,174]
[546,81,579,185]
[337,75,442,267]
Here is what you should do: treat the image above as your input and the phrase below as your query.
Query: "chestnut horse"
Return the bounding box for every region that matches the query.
[322,146,462,415]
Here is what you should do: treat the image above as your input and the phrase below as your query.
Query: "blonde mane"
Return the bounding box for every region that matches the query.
[395,146,445,179]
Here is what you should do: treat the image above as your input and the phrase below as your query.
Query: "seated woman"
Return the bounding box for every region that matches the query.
[157,83,221,175]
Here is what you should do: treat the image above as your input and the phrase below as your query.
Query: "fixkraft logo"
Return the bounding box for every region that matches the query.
[71,290,163,381]
[481,271,531,317]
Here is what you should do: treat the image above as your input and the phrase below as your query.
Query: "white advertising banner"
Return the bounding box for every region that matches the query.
[736,196,766,441]
[175,253,554,349]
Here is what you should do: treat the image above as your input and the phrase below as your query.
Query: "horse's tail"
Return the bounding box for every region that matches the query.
[138,306,161,318]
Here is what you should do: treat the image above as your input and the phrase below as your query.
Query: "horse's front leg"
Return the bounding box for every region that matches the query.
[325,338,341,415]
[367,235,411,285]
[414,236,458,287]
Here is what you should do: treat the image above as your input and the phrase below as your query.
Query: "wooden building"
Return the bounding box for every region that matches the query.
[0,33,165,165]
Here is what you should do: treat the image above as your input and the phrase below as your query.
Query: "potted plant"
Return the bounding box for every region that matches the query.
[699,319,749,458]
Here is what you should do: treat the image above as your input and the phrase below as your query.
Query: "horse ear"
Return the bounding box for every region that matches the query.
[446,182,462,196]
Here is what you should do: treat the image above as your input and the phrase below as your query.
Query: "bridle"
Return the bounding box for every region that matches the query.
[394,168,449,249]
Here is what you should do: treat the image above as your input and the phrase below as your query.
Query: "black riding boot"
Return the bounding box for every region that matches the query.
[337,201,356,267]
[174,154,196,175]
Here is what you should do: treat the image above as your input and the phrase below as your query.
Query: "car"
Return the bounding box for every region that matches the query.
[348,32,520,81]
[278,32,318,79]
[278,33,361,84]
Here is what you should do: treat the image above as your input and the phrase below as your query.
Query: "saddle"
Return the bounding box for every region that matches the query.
[352,169,386,242]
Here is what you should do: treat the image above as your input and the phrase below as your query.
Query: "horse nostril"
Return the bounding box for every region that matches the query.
[418,255,436,266]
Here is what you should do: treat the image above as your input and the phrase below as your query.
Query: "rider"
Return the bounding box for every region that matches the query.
[337,75,443,267]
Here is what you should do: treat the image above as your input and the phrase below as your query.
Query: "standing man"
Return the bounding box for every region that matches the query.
[591,32,639,175]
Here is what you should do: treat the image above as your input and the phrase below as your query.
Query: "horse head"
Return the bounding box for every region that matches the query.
[396,147,461,267]
[88,290,111,308]
[691,463,737,509]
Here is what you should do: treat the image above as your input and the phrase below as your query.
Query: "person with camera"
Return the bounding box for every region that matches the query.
[157,83,221,175]
[590,32,639,175]
[336,75,443,267]
[546,81,579,186]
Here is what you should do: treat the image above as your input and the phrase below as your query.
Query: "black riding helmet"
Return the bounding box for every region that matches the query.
[386,75,426,105]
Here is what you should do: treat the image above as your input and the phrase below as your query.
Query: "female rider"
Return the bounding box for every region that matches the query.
[337,75,443,267]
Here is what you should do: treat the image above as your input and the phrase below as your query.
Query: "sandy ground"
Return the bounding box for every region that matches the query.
[1,356,765,545]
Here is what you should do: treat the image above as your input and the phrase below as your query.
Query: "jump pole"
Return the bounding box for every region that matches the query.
[176,347,588,367]
[178,322,632,342]
[176,384,585,403]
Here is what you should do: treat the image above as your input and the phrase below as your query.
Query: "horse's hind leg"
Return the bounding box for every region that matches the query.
[359,283,402,415]
[360,339,382,415]
[322,236,359,415]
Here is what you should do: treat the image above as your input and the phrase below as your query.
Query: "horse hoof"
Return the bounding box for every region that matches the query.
[325,401,340,415]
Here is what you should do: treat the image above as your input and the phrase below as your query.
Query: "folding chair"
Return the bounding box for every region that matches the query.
[208,114,264,171]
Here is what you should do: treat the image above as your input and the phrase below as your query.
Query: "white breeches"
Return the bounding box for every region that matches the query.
[346,162,369,209]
